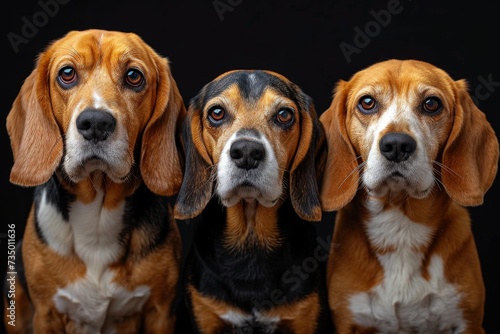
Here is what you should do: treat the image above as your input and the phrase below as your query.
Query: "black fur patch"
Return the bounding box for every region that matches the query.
[121,183,173,257]
[33,176,75,244]
[191,70,312,114]
[185,199,330,333]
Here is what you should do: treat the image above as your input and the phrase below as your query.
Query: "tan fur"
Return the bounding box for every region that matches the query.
[188,285,240,334]
[263,293,321,333]
[189,284,322,334]
[320,59,498,333]
[224,202,281,250]
[5,29,186,333]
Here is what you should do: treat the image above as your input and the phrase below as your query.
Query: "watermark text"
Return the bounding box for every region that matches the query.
[5,224,17,327]
[7,0,71,54]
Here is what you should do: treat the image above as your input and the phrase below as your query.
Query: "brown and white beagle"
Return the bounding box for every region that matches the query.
[174,70,330,333]
[320,59,499,333]
[3,29,186,333]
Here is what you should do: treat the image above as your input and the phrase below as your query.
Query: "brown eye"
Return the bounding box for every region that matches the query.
[274,108,294,127]
[422,97,442,114]
[208,106,225,125]
[358,95,377,114]
[57,66,77,88]
[125,68,144,88]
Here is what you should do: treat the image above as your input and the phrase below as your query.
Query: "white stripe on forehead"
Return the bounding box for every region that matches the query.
[98,31,104,46]
[248,72,257,86]
[368,90,422,137]
[92,91,111,110]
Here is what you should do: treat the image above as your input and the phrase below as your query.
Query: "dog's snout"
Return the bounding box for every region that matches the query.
[230,139,265,170]
[379,133,416,162]
[76,109,116,143]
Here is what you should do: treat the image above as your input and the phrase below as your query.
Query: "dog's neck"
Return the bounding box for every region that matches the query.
[190,196,322,312]
[343,186,464,253]
[37,170,157,275]
[224,199,282,251]
[365,187,453,224]
[56,169,140,205]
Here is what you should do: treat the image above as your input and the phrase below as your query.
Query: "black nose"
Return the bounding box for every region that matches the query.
[379,132,416,162]
[76,109,116,144]
[230,139,265,170]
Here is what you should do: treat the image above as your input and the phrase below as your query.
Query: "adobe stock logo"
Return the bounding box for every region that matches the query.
[252,235,331,310]
[339,0,407,64]
[471,74,499,107]
[213,0,243,22]
[7,0,71,54]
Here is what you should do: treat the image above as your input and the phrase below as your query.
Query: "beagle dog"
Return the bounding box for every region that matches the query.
[320,59,499,333]
[174,70,330,333]
[4,29,186,333]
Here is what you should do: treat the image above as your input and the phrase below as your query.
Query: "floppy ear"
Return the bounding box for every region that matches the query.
[174,103,214,220]
[140,54,186,196]
[289,93,325,222]
[319,80,359,211]
[441,79,499,206]
[7,53,63,187]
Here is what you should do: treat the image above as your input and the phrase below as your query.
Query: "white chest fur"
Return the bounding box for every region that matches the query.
[348,199,466,333]
[37,188,151,332]
[37,188,124,273]
[53,271,150,333]
[220,309,280,331]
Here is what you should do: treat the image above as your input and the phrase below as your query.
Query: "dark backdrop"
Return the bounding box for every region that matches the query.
[2,0,499,333]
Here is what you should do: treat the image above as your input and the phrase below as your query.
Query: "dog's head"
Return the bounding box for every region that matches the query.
[7,29,185,196]
[174,70,324,221]
[320,59,499,210]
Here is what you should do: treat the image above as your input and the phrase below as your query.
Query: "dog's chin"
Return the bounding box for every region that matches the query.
[365,176,432,200]
[219,185,280,208]
[64,159,131,184]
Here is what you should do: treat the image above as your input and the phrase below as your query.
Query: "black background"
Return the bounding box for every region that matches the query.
[2,0,499,333]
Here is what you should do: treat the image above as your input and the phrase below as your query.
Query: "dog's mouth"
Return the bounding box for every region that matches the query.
[82,154,105,164]
[240,180,256,188]
[81,156,120,176]
[224,182,261,201]
[365,172,432,200]
[391,171,404,178]
[218,180,281,208]
[82,156,107,169]
[63,154,132,184]
[238,186,261,203]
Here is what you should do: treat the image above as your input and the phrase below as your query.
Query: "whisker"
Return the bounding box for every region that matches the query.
[431,166,445,192]
[336,156,363,191]
[432,160,459,192]
[433,161,461,179]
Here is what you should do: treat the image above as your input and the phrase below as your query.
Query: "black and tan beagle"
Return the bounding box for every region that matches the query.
[4,29,185,333]
[174,70,330,333]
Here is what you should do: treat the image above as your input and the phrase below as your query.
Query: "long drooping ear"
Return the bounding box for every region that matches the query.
[174,103,214,220]
[441,79,499,206]
[289,93,324,222]
[319,80,359,211]
[140,53,186,196]
[7,53,63,187]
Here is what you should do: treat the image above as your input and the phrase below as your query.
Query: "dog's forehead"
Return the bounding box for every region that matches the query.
[47,30,152,69]
[197,70,300,107]
[349,60,455,97]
